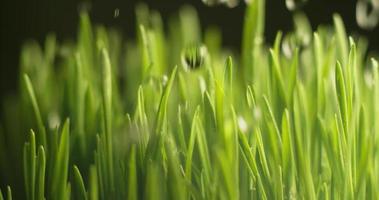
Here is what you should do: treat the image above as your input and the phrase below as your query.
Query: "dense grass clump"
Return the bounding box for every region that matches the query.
[1,1,379,199]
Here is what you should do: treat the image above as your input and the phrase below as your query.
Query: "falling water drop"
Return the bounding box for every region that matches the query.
[285,0,308,11]
[202,0,240,8]
[77,1,92,12]
[181,44,208,70]
[114,8,120,18]
[202,0,218,6]
[356,0,379,29]
[293,12,312,47]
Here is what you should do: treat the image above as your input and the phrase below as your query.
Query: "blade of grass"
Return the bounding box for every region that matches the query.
[51,119,70,200]
[36,146,45,200]
[23,75,46,148]
[72,165,87,200]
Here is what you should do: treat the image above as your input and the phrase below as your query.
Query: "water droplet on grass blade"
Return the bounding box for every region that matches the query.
[285,0,307,11]
[181,44,208,71]
[282,33,297,58]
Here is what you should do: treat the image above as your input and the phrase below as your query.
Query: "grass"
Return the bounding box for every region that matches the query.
[1,0,379,199]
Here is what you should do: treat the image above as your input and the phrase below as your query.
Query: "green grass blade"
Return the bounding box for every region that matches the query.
[6,187,11,200]
[89,165,98,200]
[23,130,36,200]
[335,61,348,134]
[241,0,265,76]
[100,48,115,192]
[185,107,200,190]
[51,119,70,200]
[23,75,46,147]
[72,165,87,200]
[127,146,138,200]
[333,14,348,66]
[146,66,178,160]
[36,146,45,200]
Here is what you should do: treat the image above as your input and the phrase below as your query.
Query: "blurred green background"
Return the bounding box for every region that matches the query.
[0,0,378,101]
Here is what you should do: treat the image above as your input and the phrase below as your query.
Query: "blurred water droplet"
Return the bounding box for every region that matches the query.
[114,8,120,18]
[181,44,208,70]
[202,0,218,6]
[162,75,168,86]
[113,8,120,18]
[364,69,375,88]
[48,112,61,129]
[356,0,379,29]
[285,0,307,11]
[202,0,240,8]
[253,106,262,121]
[237,116,248,133]
[199,76,207,93]
[282,33,297,58]
[77,1,92,12]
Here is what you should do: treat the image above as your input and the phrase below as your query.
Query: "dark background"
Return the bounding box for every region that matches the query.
[1,0,378,101]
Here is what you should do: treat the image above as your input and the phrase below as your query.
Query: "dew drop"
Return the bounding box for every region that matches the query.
[181,44,208,70]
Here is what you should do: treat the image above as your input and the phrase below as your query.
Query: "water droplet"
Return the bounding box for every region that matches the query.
[356,0,379,29]
[238,116,248,133]
[199,76,207,94]
[48,112,61,129]
[181,44,208,70]
[285,0,307,11]
[162,75,168,86]
[253,106,262,121]
[282,33,297,58]
[114,8,120,18]
[202,0,219,6]
[364,69,374,88]
[77,1,92,12]
[202,0,240,8]
[293,12,312,47]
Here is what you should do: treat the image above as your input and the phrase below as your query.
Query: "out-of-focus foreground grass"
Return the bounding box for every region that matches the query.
[1,1,379,199]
